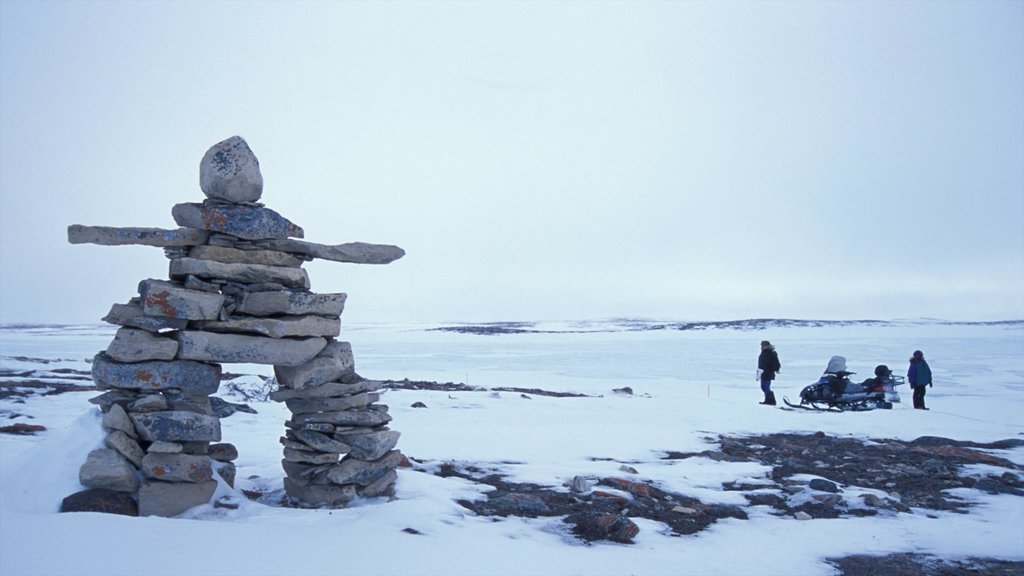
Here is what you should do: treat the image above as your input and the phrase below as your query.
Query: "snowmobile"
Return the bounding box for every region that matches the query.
[784,356,902,411]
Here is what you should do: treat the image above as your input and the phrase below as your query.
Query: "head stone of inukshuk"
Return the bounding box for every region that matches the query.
[64,136,405,517]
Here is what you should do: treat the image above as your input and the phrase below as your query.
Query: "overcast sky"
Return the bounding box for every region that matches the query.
[1,1,1022,325]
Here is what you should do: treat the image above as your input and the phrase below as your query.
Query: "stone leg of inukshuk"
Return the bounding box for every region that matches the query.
[63,136,405,516]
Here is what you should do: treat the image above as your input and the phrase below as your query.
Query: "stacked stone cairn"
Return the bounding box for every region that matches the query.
[64,136,406,516]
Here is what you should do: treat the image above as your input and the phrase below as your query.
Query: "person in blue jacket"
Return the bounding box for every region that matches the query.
[907,350,932,410]
[757,340,781,405]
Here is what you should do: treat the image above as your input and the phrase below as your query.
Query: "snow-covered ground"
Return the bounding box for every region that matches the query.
[1,320,1022,576]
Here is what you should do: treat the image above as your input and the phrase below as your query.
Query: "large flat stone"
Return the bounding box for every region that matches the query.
[338,429,401,461]
[326,450,404,487]
[290,429,352,454]
[257,239,403,264]
[172,202,303,240]
[141,453,213,483]
[130,410,222,442]
[169,257,310,290]
[176,331,327,366]
[357,468,398,498]
[234,291,346,317]
[194,315,340,339]
[199,136,263,203]
[293,407,392,428]
[138,479,217,517]
[79,449,139,493]
[189,244,303,268]
[92,352,221,395]
[103,300,189,332]
[285,392,379,415]
[139,279,225,320]
[106,327,179,362]
[68,225,209,247]
[274,341,355,389]
[283,477,355,507]
[270,380,383,401]
[105,430,145,467]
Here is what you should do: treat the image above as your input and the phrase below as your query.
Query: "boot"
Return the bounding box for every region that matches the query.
[766,391,777,405]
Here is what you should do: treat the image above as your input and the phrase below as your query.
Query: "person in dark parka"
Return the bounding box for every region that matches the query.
[907,350,932,410]
[757,340,781,405]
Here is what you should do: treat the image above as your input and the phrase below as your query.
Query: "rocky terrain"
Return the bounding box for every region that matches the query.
[3,359,1022,574]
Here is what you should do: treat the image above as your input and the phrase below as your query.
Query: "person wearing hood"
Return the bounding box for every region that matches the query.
[907,350,933,410]
[757,340,781,405]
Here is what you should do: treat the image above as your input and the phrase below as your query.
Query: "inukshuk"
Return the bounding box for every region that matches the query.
[64,136,405,516]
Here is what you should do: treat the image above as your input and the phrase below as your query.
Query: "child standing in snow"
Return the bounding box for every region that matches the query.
[757,340,781,405]
[907,350,932,410]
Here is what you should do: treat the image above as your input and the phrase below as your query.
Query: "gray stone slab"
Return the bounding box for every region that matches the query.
[176,331,326,366]
[326,450,404,487]
[100,403,137,438]
[147,441,183,454]
[290,429,352,454]
[285,392,379,415]
[130,410,222,442]
[199,136,263,203]
[189,244,303,268]
[169,257,310,290]
[141,453,213,483]
[270,379,383,401]
[92,352,221,395]
[274,341,354,389]
[234,291,346,317]
[172,202,303,240]
[257,239,404,264]
[68,225,210,247]
[209,443,238,462]
[138,479,217,517]
[357,468,398,498]
[194,315,340,339]
[293,407,392,428]
[79,449,139,493]
[283,448,340,465]
[338,429,401,461]
[103,300,189,332]
[105,430,145,467]
[106,327,179,362]
[283,477,355,507]
[139,279,225,320]
[128,394,169,413]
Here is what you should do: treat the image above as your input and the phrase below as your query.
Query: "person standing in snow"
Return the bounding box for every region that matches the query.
[907,349,932,410]
[757,340,781,405]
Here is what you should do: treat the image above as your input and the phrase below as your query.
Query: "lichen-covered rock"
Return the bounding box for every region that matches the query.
[176,331,326,366]
[141,453,213,483]
[130,410,221,443]
[171,202,303,240]
[199,136,263,203]
[92,353,221,395]
[138,279,225,321]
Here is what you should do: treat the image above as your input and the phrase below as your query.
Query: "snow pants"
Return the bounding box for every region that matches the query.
[912,385,927,409]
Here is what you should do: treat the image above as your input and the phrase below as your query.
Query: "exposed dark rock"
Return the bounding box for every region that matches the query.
[828,553,1024,576]
[60,489,138,516]
[564,512,640,544]
[0,422,47,435]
